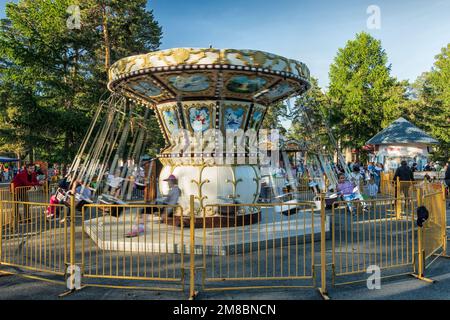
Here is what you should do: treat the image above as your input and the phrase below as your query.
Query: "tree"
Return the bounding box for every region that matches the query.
[288,77,333,151]
[328,32,396,155]
[261,101,287,130]
[409,45,450,160]
[0,0,163,163]
[82,0,162,74]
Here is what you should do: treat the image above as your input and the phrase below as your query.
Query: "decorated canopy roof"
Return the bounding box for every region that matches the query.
[108,48,311,105]
[366,117,439,145]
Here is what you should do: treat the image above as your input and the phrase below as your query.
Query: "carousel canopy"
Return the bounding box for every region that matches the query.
[366,117,439,145]
[108,48,311,105]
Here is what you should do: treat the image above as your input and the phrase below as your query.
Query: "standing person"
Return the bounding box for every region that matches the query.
[393,160,414,200]
[272,162,287,197]
[373,163,383,192]
[12,163,44,221]
[444,163,450,207]
[367,178,379,200]
[3,166,9,182]
[367,162,375,180]
[349,165,364,192]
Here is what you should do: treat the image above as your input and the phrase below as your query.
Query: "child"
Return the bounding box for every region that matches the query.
[336,173,367,213]
[367,178,378,199]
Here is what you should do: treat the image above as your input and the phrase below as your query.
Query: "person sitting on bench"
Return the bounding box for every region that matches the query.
[125,174,181,238]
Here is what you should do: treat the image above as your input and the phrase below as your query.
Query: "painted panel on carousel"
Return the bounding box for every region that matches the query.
[189,106,211,132]
[267,82,294,100]
[129,81,162,97]
[162,109,179,135]
[168,74,210,92]
[224,106,246,131]
[226,75,267,94]
[249,107,265,130]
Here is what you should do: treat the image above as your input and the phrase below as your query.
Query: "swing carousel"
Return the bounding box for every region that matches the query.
[66,48,337,254]
[105,48,311,213]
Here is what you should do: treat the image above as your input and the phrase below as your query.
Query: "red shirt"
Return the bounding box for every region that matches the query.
[12,170,39,188]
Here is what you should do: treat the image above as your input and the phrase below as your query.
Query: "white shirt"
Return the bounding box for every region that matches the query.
[107,175,124,188]
[164,186,181,205]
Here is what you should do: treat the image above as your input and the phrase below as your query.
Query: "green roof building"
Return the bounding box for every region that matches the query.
[366,117,439,171]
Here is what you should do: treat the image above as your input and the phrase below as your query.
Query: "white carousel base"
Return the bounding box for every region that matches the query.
[83,207,329,256]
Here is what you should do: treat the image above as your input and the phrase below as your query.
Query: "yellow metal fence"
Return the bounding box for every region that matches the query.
[200,201,319,291]
[80,204,186,291]
[13,185,49,208]
[421,187,447,262]
[331,197,417,286]
[0,201,69,275]
[0,188,447,298]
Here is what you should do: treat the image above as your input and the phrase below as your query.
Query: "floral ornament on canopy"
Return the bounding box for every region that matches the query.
[224,107,245,131]
[189,107,211,132]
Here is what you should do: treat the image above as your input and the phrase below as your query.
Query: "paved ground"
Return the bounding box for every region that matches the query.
[0,256,449,300]
[0,200,449,300]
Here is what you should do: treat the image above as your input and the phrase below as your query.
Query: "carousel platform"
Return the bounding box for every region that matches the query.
[83,206,329,256]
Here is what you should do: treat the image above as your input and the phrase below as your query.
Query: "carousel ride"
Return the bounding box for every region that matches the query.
[66,48,337,254]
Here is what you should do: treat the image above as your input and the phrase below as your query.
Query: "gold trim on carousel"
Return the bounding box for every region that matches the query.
[250,165,262,203]
[190,164,211,210]
[109,48,310,81]
[225,165,242,200]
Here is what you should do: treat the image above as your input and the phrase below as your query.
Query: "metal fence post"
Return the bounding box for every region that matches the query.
[396,176,401,219]
[417,188,424,277]
[412,188,434,283]
[60,194,82,297]
[189,195,197,299]
[318,192,329,299]
[0,200,3,262]
[70,195,75,267]
[441,185,448,257]
[11,184,16,226]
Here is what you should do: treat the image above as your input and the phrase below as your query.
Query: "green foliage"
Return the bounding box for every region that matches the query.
[328,32,395,150]
[405,45,450,160]
[288,77,333,151]
[0,0,163,163]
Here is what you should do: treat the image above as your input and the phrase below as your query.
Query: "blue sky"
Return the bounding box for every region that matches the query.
[1,0,449,89]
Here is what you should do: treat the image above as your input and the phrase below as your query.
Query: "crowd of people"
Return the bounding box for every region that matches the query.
[259,157,450,206]
[0,162,71,185]
[6,157,450,231]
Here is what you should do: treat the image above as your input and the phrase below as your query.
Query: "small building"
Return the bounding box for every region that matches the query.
[366,117,439,172]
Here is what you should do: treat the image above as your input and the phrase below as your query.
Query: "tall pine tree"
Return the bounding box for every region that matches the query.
[0,0,163,162]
